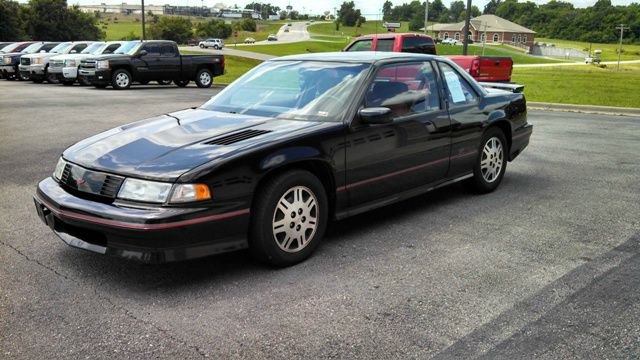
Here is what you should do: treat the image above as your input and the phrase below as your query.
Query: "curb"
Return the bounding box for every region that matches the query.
[528,102,640,117]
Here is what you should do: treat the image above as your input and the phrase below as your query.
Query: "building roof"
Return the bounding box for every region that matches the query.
[429,14,536,34]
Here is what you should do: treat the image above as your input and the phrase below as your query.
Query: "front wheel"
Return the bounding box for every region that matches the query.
[199,44,205,48]
[466,127,507,193]
[195,68,213,88]
[111,69,131,90]
[249,170,328,267]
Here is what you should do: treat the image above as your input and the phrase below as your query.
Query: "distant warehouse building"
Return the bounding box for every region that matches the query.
[428,14,536,49]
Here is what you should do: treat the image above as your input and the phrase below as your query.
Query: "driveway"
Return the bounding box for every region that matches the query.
[1,80,638,359]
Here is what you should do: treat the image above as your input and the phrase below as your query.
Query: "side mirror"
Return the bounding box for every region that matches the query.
[359,107,393,125]
[138,49,148,57]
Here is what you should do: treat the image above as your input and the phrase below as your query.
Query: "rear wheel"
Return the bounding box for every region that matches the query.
[199,44,205,48]
[249,170,328,267]
[174,79,189,87]
[195,68,213,88]
[466,127,507,193]
[111,69,131,90]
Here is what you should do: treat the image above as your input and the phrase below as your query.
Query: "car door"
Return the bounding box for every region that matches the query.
[137,43,162,80]
[158,44,181,79]
[344,61,451,208]
[436,61,484,178]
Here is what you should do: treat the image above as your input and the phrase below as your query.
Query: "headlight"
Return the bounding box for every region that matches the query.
[117,178,172,203]
[4,57,11,64]
[34,58,41,65]
[65,59,76,67]
[53,158,67,180]
[96,60,109,69]
[170,184,211,203]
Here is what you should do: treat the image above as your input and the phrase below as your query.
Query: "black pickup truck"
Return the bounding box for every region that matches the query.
[78,40,224,89]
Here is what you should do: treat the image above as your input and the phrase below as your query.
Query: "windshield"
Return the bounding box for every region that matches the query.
[114,41,142,55]
[81,42,104,54]
[50,43,72,54]
[22,43,44,54]
[1,43,19,53]
[202,61,371,122]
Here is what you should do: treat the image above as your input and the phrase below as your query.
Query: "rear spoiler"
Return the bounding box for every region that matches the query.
[479,82,524,93]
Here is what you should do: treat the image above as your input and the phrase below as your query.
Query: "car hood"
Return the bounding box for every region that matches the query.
[51,53,92,61]
[63,108,328,181]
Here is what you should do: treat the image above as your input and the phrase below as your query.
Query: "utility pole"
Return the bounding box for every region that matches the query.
[481,22,487,55]
[141,0,145,40]
[616,24,628,71]
[424,0,429,36]
[462,0,472,55]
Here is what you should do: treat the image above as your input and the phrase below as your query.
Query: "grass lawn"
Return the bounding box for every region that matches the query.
[436,44,565,64]
[181,52,262,84]
[512,64,640,108]
[237,41,346,56]
[308,20,410,38]
[102,17,142,40]
[536,37,640,61]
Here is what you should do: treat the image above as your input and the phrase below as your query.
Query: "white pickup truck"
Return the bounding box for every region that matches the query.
[19,41,94,83]
[48,41,126,85]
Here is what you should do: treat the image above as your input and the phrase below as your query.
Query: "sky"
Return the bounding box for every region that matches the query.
[61,0,638,18]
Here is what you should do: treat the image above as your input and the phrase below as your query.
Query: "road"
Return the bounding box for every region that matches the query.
[1,80,639,359]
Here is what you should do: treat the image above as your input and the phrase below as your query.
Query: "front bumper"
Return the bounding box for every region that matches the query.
[79,68,110,84]
[0,65,16,73]
[62,66,78,80]
[20,64,46,79]
[34,177,250,263]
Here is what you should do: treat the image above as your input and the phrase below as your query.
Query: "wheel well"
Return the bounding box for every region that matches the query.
[111,65,132,75]
[253,160,337,218]
[488,120,512,153]
[197,64,213,72]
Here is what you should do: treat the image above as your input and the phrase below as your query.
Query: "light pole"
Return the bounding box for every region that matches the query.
[616,24,629,71]
[141,0,145,40]
[462,0,472,55]
[424,0,429,36]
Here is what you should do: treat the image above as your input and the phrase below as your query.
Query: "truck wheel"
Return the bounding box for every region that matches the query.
[174,79,189,87]
[195,68,213,88]
[78,76,91,86]
[213,45,219,50]
[249,170,328,267]
[157,80,172,85]
[111,69,131,90]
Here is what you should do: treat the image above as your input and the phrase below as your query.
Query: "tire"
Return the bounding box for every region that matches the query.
[466,127,508,193]
[249,170,328,267]
[6,76,15,81]
[94,84,108,89]
[213,45,219,50]
[174,79,189,87]
[199,44,205,48]
[195,68,213,88]
[157,79,172,85]
[78,76,91,86]
[111,68,131,90]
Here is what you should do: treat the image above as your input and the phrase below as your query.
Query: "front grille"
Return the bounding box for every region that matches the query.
[80,59,96,69]
[49,59,64,69]
[205,129,272,145]
[59,162,125,201]
[20,57,30,66]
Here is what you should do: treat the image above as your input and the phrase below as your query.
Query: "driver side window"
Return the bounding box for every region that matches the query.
[365,61,440,118]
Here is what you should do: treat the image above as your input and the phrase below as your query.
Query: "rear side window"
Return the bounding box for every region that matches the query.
[103,44,121,54]
[161,45,176,56]
[144,44,161,55]
[41,43,57,52]
[375,38,394,52]
[346,39,373,52]
[438,62,478,106]
[402,37,436,55]
[71,44,87,53]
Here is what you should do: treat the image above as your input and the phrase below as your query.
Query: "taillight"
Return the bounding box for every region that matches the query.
[471,59,480,77]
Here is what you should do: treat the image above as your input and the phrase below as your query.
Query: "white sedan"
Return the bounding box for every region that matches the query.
[441,38,460,45]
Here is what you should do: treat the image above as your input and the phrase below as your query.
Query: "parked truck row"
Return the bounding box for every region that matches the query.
[0,40,224,89]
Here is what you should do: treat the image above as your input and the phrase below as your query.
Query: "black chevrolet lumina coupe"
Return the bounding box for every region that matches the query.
[34,52,532,266]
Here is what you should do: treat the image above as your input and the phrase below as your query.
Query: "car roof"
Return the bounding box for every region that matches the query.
[272,51,438,64]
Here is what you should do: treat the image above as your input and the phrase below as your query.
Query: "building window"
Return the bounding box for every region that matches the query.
[454,32,460,40]
[518,34,522,43]
[493,33,499,43]
[523,35,527,43]
[467,31,472,39]
[443,32,449,39]
[512,34,516,43]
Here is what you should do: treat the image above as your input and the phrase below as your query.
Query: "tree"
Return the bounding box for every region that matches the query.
[0,0,27,41]
[382,0,393,21]
[26,0,104,40]
[337,1,365,27]
[429,0,447,21]
[290,10,299,20]
[471,5,481,17]
[236,18,256,32]
[279,10,287,20]
[195,19,232,39]
[149,16,193,43]
[483,0,502,14]
[448,1,466,22]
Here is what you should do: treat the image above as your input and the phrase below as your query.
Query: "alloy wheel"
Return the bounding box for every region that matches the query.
[115,73,129,88]
[199,72,211,86]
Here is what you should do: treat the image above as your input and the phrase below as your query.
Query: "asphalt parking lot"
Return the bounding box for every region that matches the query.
[1,80,639,359]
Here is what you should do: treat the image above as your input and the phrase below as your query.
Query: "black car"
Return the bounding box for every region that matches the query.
[78,40,224,89]
[34,52,532,266]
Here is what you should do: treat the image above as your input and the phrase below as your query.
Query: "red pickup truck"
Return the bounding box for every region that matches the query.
[344,33,513,82]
